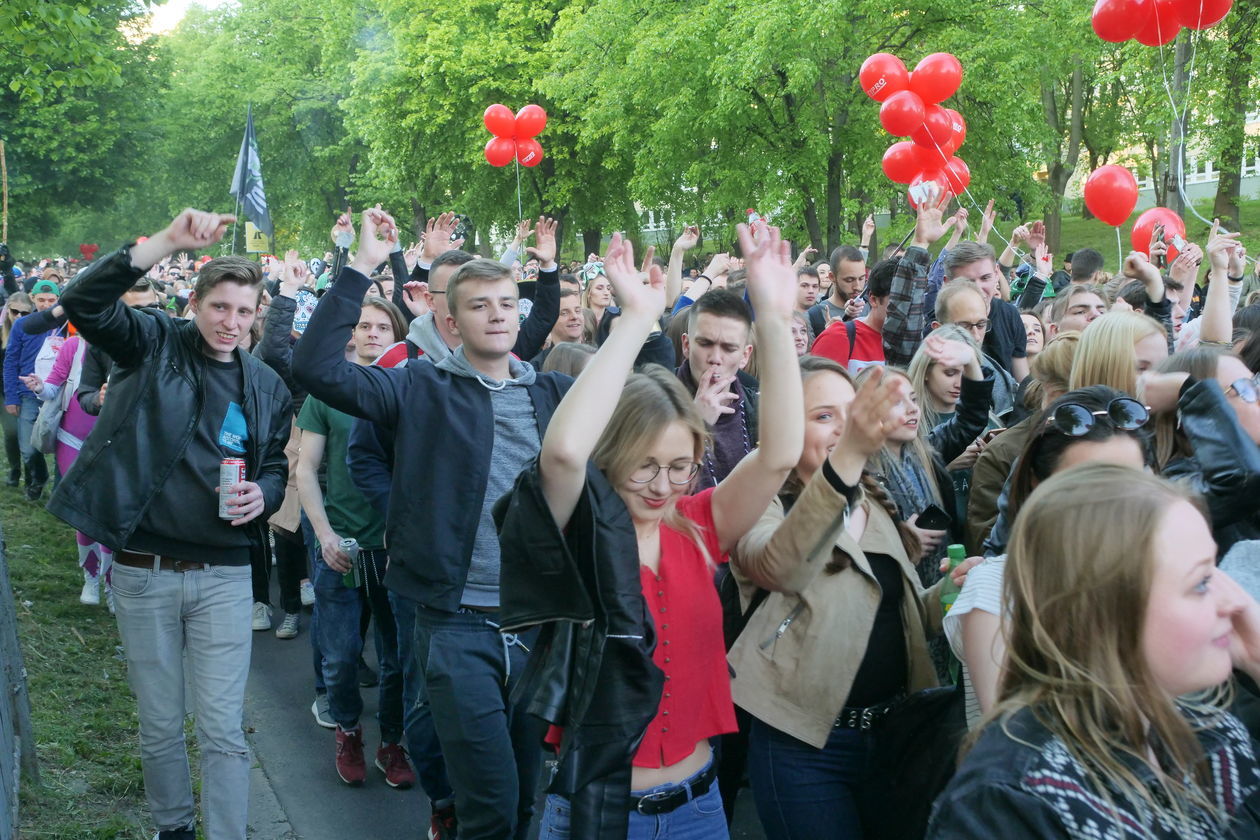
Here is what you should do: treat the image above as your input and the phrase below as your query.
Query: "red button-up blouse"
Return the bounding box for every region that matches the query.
[632,488,738,768]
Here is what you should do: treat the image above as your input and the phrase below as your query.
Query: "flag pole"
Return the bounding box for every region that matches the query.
[1,139,8,243]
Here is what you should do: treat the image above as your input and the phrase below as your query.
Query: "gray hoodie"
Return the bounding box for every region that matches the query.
[434,347,540,607]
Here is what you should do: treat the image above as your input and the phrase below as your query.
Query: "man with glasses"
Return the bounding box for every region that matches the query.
[943,242,1029,380]
[933,279,1020,419]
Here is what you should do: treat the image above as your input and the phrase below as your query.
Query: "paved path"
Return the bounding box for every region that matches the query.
[243,587,766,839]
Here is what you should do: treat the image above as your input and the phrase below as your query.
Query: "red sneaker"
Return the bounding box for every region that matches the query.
[374,742,416,789]
[335,726,366,786]
[427,804,457,840]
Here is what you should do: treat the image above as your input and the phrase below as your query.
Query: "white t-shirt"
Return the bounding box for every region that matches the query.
[943,555,1007,727]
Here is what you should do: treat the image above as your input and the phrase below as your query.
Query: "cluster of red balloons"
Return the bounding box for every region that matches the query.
[483,104,548,168]
[860,52,970,207]
[78,243,100,261]
[1092,0,1232,46]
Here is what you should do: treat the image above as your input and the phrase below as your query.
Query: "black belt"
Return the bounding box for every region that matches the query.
[834,694,905,731]
[628,761,718,816]
[115,551,210,573]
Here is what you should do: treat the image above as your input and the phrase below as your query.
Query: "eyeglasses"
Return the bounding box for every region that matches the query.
[1226,374,1260,404]
[954,319,990,333]
[628,461,701,486]
[1047,397,1149,437]
[8,308,31,317]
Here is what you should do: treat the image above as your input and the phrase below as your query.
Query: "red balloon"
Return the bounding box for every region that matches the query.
[1131,207,1186,261]
[907,170,952,209]
[911,105,952,148]
[943,157,971,194]
[1135,0,1181,45]
[485,136,516,167]
[515,104,548,139]
[944,108,966,149]
[1083,165,1139,226]
[882,142,924,184]
[859,53,910,102]
[1092,0,1147,41]
[1175,0,1232,28]
[879,90,926,136]
[909,53,963,105]
[483,104,516,138]
[516,138,544,168]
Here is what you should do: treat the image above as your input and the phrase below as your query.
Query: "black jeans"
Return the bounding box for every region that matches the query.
[414,605,542,840]
[267,527,307,614]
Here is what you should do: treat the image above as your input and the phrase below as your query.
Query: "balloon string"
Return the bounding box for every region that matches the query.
[925,133,1029,265]
[1116,226,1123,274]
[514,157,523,220]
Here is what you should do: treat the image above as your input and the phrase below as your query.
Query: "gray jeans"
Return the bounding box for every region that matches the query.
[112,560,252,840]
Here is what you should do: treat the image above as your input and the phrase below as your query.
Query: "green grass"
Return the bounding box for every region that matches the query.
[4,477,152,839]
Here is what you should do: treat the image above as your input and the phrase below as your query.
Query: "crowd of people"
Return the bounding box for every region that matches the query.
[6,185,1260,840]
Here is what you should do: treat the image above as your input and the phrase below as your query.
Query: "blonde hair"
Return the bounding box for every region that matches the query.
[591,365,712,560]
[860,366,942,505]
[1069,311,1166,395]
[986,462,1221,833]
[2,292,33,347]
[1025,330,1081,410]
[906,323,988,431]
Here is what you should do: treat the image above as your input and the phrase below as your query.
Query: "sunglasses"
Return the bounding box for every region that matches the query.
[8,307,31,317]
[1226,374,1260,404]
[1047,397,1149,437]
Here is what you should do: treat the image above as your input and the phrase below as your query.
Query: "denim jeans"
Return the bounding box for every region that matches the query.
[538,758,729,840]
[300,512,324,692]
[1,405,21,480]
[414,605,543,840]
[16,394,47,488]
[746,716,875,840]
[312,547,403,742]
[111,560,252,840]
[388,591,452,805]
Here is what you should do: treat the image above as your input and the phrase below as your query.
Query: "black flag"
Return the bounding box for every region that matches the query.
[229,105,273,238]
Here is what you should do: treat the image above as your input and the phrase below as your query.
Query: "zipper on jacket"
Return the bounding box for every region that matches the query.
[760,603,804,650]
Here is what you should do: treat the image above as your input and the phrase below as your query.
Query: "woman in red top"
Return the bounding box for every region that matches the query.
[536,224,805,837]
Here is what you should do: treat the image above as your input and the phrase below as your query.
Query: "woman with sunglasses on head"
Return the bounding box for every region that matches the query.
[1,292,33,486]
[1143,347,1260,557]
[728,357,975,840]
[1068,310,1169,396]
[930,463,1260,840]
[946,386,1151,726]
[521,223,804,838]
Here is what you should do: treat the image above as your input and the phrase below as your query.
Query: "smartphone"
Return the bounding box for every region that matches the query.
[1153,223,1167,269]
[983,427,1007,444]
[916,503,952,532]
[451,214,471,242]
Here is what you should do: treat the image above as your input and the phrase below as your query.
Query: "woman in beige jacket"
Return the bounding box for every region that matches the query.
[729,356,970,840]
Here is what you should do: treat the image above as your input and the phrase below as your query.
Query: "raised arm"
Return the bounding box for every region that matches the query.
[292,207,405,426]
[257,251,307,398]
[668,225,700,308]
[513,216,560,361]
[538,233,667,529]
[886,184,957,367]
[1200,221,1242,344]
[710,224,805,554]
[924,334,993,465]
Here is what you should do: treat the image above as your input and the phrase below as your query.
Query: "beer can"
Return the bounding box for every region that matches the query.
[339,537,361,588]
[218,458,246,520]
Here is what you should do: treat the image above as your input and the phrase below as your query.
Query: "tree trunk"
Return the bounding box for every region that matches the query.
[1040,60,1085,255]
[824,151,843,254]
[1163,36,1191,218]
[1212,1,1259,229]
[581,229,602,260]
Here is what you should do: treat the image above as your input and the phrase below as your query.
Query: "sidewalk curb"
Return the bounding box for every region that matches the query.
[246,720,299,840]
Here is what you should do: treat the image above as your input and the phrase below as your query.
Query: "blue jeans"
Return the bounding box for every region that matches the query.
[312,548,403,742]
[747,717,875,840]
[389,591,452,805]
[111,560,253,840]
[539,758,729,839]
[300,512,324,692]
[16,395,47,488]
[414,605,543,840]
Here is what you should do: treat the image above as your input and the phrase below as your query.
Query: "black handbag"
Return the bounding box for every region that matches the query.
[860,677,967,840]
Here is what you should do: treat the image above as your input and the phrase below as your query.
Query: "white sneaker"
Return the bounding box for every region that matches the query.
[252,602,272,631]
[275,612,300,639]
[300,580,315,607]
[79,573,100,606]
[106,588,116,615]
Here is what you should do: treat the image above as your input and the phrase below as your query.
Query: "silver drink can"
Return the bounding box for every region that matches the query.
[339,538,361,588]
[218,458,246,520]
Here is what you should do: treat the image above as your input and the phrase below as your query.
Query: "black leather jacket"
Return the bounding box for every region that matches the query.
[495,460,663,840]
[48,246,292,553]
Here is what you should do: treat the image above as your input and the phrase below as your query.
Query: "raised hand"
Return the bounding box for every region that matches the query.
[161,209,236,251]
[422,212,459,262]
[923,333,976,369]
[736,222,796,320]
[351,205,399,275]
[280,249,308,296]
[1206,219,1242,273]
[862,214,877,244]
[331,211,355,248]
[702,252,731,280]
[1033,243,1053,279]
[1027,220,1046,251]
[602,231,665,319]
[1123,250,1156,280]
[1229,244,1247,278]
[513,218,534,246]
[1010,224,1031,246]
[976,199,996,245]
[1169,244,1202,287]
[403,241,421,271]
[673,224,700,253]
[401,280,431,317]
[525,216,558,266]
[838,366,909,460]
[910,183,957,249]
